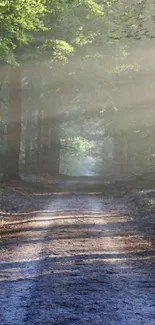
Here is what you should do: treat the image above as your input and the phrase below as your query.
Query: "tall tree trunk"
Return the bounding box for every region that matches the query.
[25,118,32,175]
[40,114,51,175]
[126,131,138,175]
[30,111,38,174]
[3,65,22,182]
[36,108,43,175]
[48,120,60,176]
[113,132,125,176]
[40,115,60,176]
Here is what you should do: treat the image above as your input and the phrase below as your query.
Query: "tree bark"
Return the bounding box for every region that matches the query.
[40,114,51,175]
[25,118,31,175]
[113,132,125,176]
[40,115,60,176]
[2,65,22,182]
[48,120,60,176]
[36,108,43,175]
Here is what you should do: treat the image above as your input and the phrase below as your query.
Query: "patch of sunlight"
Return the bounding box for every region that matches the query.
[86,254,155,264]
[53,269,76,274]
[32,192,103,196]
[122,235,152,250]
[0,217,6,227]
[91,216,128,224]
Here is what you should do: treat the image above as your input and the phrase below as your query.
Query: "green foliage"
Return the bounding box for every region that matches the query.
[0,0,49,63]
[60,136,96,176]
[42,40,74,62]
[1,0,154,64]
[74,136,93,153]
[0,0,105,63]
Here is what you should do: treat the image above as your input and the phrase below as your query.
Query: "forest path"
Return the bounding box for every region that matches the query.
[0,194,155,325]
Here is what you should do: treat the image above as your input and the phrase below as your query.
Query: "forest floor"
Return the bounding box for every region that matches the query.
[0,178,155,324]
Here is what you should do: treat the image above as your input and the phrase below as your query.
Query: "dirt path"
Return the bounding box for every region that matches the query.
[0,194,155,325]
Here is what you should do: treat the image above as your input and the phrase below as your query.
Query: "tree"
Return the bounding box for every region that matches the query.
[3,65,22,181]
[0,0,49,181]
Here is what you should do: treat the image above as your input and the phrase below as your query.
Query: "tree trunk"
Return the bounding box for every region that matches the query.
[40,115,60,176]
[48,120,60,176]
[40,114,51,175]
[25,119,31,175]
[113,132,125,176]
[3,65,22,182]
[36,108,43,175]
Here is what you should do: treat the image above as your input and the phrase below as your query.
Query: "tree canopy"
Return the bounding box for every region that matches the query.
[1,0,154,64]
[0,0,49,64]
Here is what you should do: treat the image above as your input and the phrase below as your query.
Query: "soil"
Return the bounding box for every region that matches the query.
[0,179,155,325]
